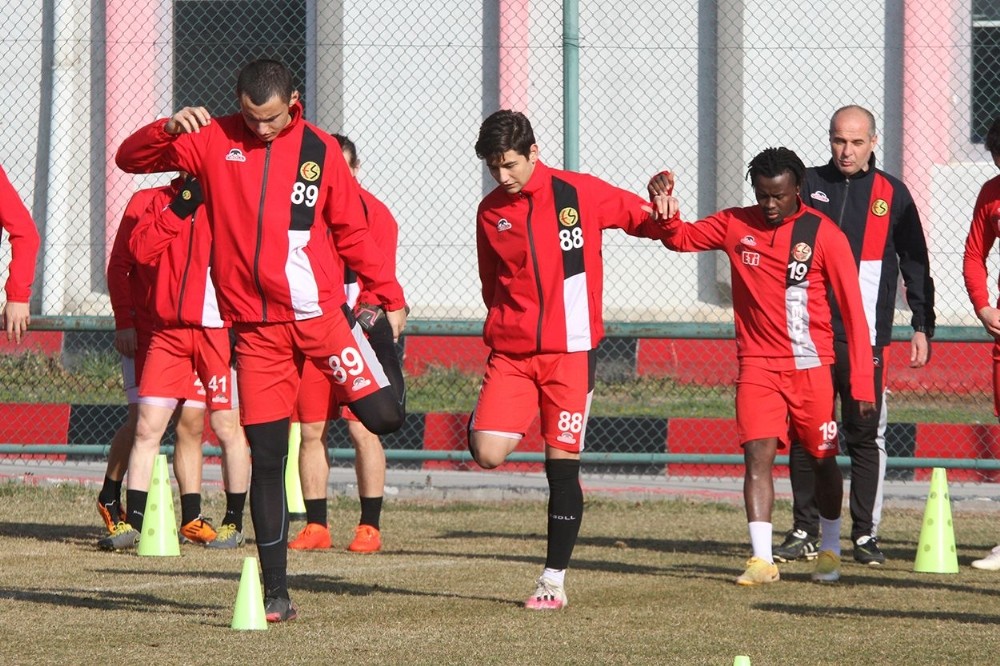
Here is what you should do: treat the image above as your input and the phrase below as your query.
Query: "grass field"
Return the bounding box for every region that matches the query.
[3,483,1000,665]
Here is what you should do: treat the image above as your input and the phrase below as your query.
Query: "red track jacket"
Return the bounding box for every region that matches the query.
[129,178,223,328]
[343,188,400,308]
[0,166,40,303]
[107,188,159,333]
[115,102,404,323]
[477,161,664,355]
[661,200,875,403]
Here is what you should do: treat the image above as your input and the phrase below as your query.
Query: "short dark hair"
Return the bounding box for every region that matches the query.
[746,147,806,187]
[333,133,359,169]
[986,117,1000,157]
[236,59,295,105]
[475,110,535,163]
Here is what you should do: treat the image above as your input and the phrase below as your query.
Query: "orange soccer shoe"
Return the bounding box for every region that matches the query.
[289,523,332,550]
[97,499,126,534]
[179,515,217,545]
[347,525,382,553]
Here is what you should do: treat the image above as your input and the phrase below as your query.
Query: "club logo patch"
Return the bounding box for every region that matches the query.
[225,148,246,162]
[496,218,512,232]
[300,161,321,182]
[740,235,757,247]
[871,198,888,216]
[792,242,812,262]
[558,207,579,227]
[810,190,830,203]
[351,376,371,391]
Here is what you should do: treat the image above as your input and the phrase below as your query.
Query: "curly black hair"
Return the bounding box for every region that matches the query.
[745,147,806,187]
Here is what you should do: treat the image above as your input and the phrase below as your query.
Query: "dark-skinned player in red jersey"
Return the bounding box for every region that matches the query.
[649,147,875,586]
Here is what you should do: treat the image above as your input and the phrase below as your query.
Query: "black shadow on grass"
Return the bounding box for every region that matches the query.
[752,602,1000,625]
[0,521,98,543]
[0,586,215,615]
[436,529,748,557]
[288,573,521,607]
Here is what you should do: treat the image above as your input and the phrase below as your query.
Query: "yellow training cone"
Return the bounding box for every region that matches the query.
[285,421,306,518]
[231,557,268,630]
[734,657,751,666]
[136,454,180,557]
[913,467,959,573]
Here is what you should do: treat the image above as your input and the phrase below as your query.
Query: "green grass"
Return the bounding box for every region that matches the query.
[2,483,1000,664]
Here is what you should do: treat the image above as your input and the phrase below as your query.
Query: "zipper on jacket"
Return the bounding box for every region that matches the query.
[253,143,272,321]
[176,209,197,323]
[523,194,545,352]
[835,178,850,227]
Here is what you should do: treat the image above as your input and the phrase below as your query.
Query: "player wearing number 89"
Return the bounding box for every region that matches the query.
[116,59,407,622]
[471,110,669,610]
[648,147,875,585]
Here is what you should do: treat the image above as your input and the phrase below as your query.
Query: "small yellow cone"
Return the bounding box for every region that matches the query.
[733,657,751,666]
[136,454,180,557]
[231,557,268,630]
[285,421,306,518]
[913,467,959,574]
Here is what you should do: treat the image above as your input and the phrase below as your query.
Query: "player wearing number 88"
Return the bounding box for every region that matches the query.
[116,59,407,620]
[648,147,874,585]
[469,110,670,609]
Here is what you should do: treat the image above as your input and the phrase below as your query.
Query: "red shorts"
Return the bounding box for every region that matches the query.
[470,350,595,454]
[292,360,361,423]
[736,363,837,457]
[235,309,389,426]
[139,326,234,410]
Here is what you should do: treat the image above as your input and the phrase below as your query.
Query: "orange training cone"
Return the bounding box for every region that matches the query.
[913,467,959,573]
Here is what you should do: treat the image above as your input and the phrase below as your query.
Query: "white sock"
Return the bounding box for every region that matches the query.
[819,516,842,555]
[748,521,773,562]
[542,568,565,586]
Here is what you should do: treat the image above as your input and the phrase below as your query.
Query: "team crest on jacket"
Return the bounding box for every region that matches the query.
[740,234,757,247]
[792,242,812,262]
[871,198,888,216]
[496,218,512,232]
[558,207,579,227]
[225,148,246,162]
[810,190,830,203]
[300,161,321,182]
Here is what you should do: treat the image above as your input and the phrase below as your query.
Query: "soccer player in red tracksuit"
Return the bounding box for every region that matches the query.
[97,176,253,552]
[649,147,875,586]
[290,133,403,554]
[471,110,668,610]
[99,182,212,539]
[0,165,40,344]
[963,116,1000,571]
[115,59,406,622]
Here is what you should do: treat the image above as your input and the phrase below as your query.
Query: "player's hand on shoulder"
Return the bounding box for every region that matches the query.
[165,107,212,135]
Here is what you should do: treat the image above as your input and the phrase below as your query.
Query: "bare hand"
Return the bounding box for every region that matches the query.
[165,107,212,135]
[386,307,408,342]
[647,171,675,199]
[114,327,137,358]
[978,306,1000,339]
[3,301,29,344]
[650,193,679,222]
[909,331,930,368]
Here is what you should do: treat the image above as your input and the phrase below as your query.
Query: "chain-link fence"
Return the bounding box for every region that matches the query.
[0,1,999,481]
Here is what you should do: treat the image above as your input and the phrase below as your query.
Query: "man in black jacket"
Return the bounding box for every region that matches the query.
[775,105,935,566]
